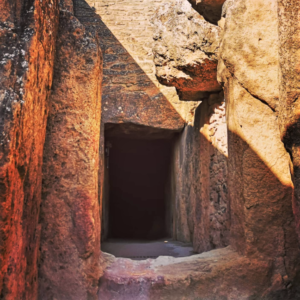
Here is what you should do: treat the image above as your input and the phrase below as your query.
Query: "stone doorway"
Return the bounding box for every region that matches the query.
[107,137,171,240]
[101,124,194,259]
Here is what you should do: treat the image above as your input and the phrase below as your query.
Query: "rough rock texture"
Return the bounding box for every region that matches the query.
[38,2,103,299]
[84,0,197,247]
[193,92,229,252]
[218,0,279,110]
[218,0,300,294]
[150,0,228,253]
[152,0,222,100]
[278,0,300,241]
[188,0,226,25]
[0,1,59,299]
[98,247,276,299]
[171,91,229,252]
[87,0,197,123]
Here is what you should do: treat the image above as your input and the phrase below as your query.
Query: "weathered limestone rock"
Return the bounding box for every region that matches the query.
[152,0,222,100]
[218,0,279,110]
[188,0,226,24]
[151,0,228,254]
[38,3,102,299]
[0,1,59,299]
[278,0,300,242]
[218,0,300,294]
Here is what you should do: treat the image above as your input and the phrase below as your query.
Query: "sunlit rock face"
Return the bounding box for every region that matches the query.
[218,0,300,295]
[0,1,59,299]
[218,0,279,110]
[188,0,226,24]
[152,0,222,100]
[38,2,103,299]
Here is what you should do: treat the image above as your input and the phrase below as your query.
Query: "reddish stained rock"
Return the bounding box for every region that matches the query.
[38,5,103,300]
[0,0,59,299]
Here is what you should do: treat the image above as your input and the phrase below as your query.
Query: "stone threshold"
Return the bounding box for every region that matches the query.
[98,246,270,299]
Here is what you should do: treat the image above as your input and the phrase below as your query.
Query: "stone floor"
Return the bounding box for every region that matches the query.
[98,247,271,299]
[101,239,195,260]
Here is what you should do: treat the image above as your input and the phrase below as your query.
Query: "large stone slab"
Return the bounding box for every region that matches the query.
[218,0,279,110]
[38,6,103,300]
[98,247,274,299]
[153,0,222,100]
[0,1,59,298]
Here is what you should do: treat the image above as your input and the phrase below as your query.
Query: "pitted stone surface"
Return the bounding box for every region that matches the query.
[152,0,222,99]
[87,0,197,124]
[39,3,103,299]
[0,1,59,298]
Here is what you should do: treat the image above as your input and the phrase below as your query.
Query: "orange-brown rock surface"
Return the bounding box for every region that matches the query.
[152,0,221,100]
[0,1,59,299]
[1,0,300,299]
[38,2,103,299]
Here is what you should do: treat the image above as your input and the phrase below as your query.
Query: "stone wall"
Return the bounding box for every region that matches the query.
[151,0,300,295]
[218,0,300,292]
[39,2,103,299]
[0,1,59,299]
[152,1,222,99]
[171,91,229,252]
[87,0,196,125]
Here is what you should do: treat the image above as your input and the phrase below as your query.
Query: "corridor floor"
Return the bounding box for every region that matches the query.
[102,239,195,260]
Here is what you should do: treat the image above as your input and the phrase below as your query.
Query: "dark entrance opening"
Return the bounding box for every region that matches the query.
[101,124,194,259]
[107,136,172,240]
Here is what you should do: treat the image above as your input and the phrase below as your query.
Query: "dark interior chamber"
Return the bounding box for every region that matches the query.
[107,136,172,240]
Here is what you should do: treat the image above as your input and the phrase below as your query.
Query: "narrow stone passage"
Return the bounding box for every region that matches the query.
[2,0,300,298]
